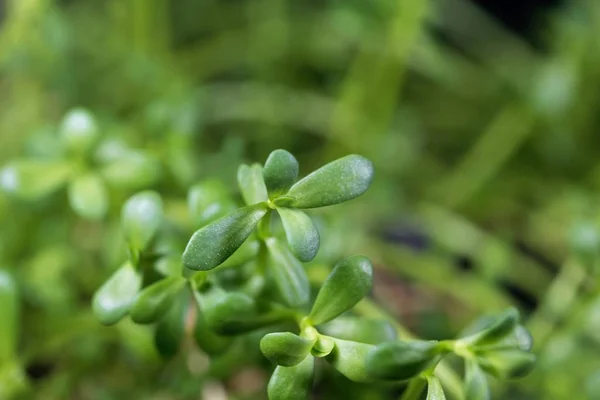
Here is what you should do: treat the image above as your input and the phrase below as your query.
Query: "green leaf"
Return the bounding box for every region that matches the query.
[121,191,164,258]
[59,108,99,153]
[67,172,108,220]
[465,307,520,348]
[260,332,315,366]
[427,376,446,400]
[266,237,310,307]
[100,151,160,189]
[263,149,299,198]
[154,254,183,277]
[183,203,268,271]
[197,288,257,335]
[311,335,335,357]
[0,270,19,363]
[0,159,71,200]
[476,349,536,379]
[92,262,142,326]
[308,255,373,325]
[237,163,268,205]
[365,340,442,381]
[130,276,186,324]
[268,355,314,400]
[194,308,234,356]
[154,290,188,358]
[188,180,237,227]
[464,359,490,400]
[277,207,320,262]
[326,338,374,383]
[282,154,374,209]
[319,317,396,345]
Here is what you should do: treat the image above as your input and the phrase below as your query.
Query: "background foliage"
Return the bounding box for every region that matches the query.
[0,0,599,399]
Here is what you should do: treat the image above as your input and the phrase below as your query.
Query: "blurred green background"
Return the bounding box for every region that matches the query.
[1,0,600,398]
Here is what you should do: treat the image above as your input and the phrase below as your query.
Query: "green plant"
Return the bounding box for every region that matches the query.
[90,149,535,399]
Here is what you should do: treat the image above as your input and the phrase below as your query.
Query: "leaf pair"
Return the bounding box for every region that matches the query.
[92,191,165,325]
[265,150,375,210]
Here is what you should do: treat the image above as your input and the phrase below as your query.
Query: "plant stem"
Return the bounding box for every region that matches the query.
[400,377,427,400]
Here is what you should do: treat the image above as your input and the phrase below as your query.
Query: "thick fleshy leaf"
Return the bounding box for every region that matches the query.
[365,340,442,381]
[197,288,257,335]
[319,317,396,345]
[194,308,234,356]
[427,376,447,400]
[67,173,108,220]
[277,207,320,262]
[308,255,373,325]
[154,290,189,358]
[237,163,268,205]
[0,361,28,399]
[265,237,310,307]
[59,108,99,153]
[0,270,18,363]
[476,349,536,379]
[326,338,374,383]
[464,359,490,400]
[268,355,314,400]
[465,308,520,348]
[282,155,374,209]
[0,160,71,200]
[188,180,237,227]
[154,254,183,277]
[100,151,161,189]
[130,276,186,324]
[260,332,315,366]
[121,191,164,258]
[92,262,142,326]
[183,203,268,271]
[263,149,299,198]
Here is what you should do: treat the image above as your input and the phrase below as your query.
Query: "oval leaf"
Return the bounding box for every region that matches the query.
[122,191,164,257]
[263,149,299,198]
[465,359,490,400]
[0,160,71,200]
[130,276,186,324]
[326,338,374,383]
[0,271,19,363]
[92,262,142,326]
[268,355,314,400]
[277,207,320,262]
[284,155,373,209]
[466,307,520,348]
[154,290,189,358]
[100,151,160,189]
[188,180,236,227]
[198,288,258,335]
[476,349,536,379]
[194,308,234,356]
[260,332,315,366]
[365,340,442,381]
[265,237,310,307]
[427,376,447,400]
[59,108,99,153]
[320,317,397,345]
[183,203,268,271]
[308,255,373,325]
[237,163,268,205]
[67,172,108,220]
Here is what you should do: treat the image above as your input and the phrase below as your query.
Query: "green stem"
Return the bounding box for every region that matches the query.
[400,377,427,400]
